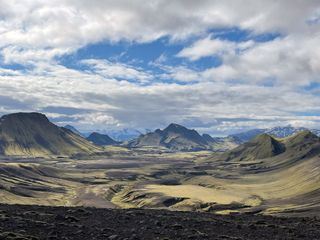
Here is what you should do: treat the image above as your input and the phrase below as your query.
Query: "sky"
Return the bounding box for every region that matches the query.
[0,0,320,136]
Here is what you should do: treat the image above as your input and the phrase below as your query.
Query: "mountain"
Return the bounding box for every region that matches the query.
[210,130,320,163]
[0,112,101,156]
[86,132,118,146]
[105,128,142,142]
[128,123,210,151]
[230,126,320,143]
[64,125,83,137]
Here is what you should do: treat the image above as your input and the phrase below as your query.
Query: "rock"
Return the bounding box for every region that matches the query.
[171,224,184,230]
[109,234,119,240]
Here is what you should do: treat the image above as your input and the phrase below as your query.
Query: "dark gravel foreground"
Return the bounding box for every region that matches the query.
[0,204,320,240]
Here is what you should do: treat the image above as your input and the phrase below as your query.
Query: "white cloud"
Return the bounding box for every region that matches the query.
[177,36,235,61]
[177,35,256,61]
[158,66,201,83]
[0,0,319,63]
[202,34,320,84]
[0,62,320,133]
[1,46,72,65]
[0,1,320,134]
[81,59,153,83]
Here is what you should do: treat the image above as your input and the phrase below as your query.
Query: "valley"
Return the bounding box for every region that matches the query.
[1,1,319,238]
[2,130,320,218]
[2,112,320,239]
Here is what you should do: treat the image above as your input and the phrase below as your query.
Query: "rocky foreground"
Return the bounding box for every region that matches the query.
[1,204,320,240]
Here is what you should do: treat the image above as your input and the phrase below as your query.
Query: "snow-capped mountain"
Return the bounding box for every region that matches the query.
[230,126,320,143]
[104,128,142,142]
[266,126,312,138]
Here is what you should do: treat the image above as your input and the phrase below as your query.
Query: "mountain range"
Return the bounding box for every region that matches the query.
[127,124,320,152]
[65,121,320,151]
[128,123,210,151]
[230,126,320,142]
[128,123,240,151]
[1,112,320,155]
[64,121,320,152]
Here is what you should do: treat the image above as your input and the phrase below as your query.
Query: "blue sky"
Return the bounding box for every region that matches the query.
[0,0,320,136]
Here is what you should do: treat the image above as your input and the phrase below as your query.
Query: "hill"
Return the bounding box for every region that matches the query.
[86,132,118,146]
[213,133,286,162]
[0,112,101,156]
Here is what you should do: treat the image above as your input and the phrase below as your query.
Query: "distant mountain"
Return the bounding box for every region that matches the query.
[63,126,142,141]
[106,128,142,142]
[86,132,118,146]
[64,125,83,137]
[0,112,101,156]
[230,126,320,143]
[128,123,210,151]
[266,126,320,138]
[210,130,320,163]
[230,129,266,143]
[202,134,216,143]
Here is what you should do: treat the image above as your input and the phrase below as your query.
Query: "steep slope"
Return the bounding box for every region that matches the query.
[161,124,208,150]
[212,133,285,162]
[128,123,209,151]
[285,130,320,147]
[0,112,101,156]
[86,132,118,146]
[280,130,320,160]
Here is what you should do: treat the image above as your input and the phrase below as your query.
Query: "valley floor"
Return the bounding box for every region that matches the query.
[1,204,320,240]
[2,145,320,217]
